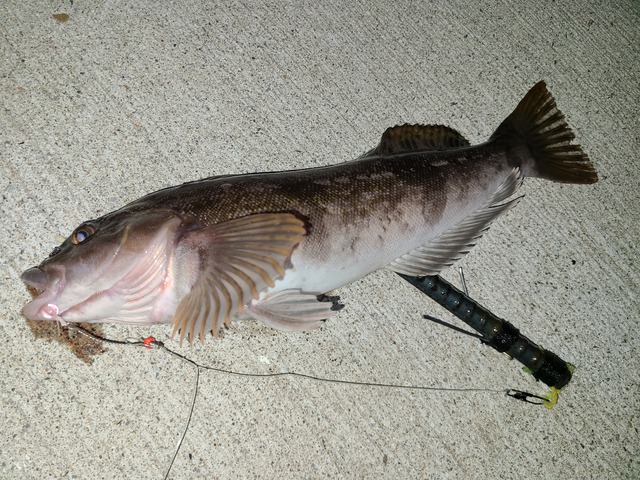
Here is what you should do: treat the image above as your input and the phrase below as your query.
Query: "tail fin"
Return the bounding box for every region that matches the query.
[491,81,598,184]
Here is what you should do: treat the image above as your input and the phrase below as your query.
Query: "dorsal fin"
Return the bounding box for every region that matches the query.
[362,124,471,158]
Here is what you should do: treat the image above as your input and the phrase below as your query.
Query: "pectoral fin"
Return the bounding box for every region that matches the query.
[387,168,524,276]
[172,213,307,344]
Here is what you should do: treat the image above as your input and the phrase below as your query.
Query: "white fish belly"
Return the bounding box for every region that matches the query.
[264,211,446,296]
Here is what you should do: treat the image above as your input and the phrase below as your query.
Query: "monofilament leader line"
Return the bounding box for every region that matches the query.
[66,322,541,480]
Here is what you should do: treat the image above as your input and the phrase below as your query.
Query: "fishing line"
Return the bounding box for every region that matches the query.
[66,323,545,480]
[65,324,502,394]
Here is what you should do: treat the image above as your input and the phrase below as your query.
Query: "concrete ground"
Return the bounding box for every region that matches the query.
[1,1,638,478]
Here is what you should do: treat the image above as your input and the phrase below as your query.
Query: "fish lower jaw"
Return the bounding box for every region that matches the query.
[23,273,179,326]
[22,290,64,322]
[57,291,173,325]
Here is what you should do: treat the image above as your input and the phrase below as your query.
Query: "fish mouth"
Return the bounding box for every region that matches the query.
[21,267,65,321]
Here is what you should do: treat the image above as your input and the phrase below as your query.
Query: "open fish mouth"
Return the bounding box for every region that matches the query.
[21,267,64,321]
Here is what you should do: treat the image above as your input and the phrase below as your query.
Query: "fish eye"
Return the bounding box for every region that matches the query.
[71,224,96,245]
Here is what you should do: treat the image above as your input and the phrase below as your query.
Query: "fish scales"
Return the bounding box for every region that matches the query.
[130,152,494,248]
[21,81,597,343]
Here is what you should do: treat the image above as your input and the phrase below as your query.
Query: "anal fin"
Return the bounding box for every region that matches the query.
[387,168,524,276]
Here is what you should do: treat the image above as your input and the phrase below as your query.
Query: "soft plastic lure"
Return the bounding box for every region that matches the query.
[398,273,573,406]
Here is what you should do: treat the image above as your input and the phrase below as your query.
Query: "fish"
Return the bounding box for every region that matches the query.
[21,81,598,344]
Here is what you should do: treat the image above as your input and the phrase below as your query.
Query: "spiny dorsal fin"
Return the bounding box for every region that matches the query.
[362,124,471,158]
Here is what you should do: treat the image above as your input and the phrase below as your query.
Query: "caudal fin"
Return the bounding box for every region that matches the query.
[491,81,598,184]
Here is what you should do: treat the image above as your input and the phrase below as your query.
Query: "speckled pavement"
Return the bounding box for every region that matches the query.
[1,1,638,478]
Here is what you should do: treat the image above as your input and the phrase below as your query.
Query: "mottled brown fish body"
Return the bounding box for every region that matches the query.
[127,143,511,290]
[21,82,597,343]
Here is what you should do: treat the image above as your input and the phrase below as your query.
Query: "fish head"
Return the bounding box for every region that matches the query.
[21,209,185,324]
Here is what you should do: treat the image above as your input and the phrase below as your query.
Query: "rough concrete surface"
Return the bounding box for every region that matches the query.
[1,1,638,479]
